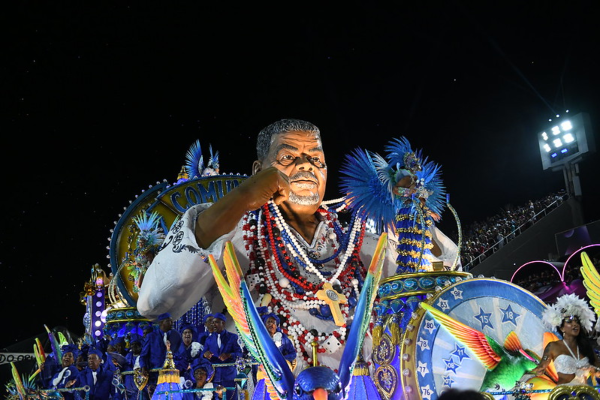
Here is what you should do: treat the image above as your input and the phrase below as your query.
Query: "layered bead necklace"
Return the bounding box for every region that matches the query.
[243,200,367,365]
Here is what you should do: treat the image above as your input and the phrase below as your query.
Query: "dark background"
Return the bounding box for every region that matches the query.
[2,2,600,349]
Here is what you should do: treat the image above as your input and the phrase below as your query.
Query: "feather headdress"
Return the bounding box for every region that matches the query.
[541,293,596,333]
[133,211,165,247]
[185,140,220,178]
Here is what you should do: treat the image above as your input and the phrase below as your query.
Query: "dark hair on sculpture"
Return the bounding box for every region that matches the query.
[256,119,320,162]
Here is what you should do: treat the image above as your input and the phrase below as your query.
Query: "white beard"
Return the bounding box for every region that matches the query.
[289,191,320,205]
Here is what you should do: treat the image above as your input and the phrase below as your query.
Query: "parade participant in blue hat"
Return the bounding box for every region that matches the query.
[202,313,242,400]
[183,362,223,400]
[177,324,203,381]
[107,336,129,400]
[261,313,296,364]
[253,312,297,399]
[139,312,183,397]
[47,344,80,400]
[74,348,113,400]
[122,334,149,400]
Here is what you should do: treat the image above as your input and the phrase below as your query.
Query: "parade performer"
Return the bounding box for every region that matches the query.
[47,344,79,400]
[178,324,203,382]
[339,136,453,273]
[75,348,114,400]
[253,310,297,399]
[532,294,600,386]
[137,119,458,372]
[139,313,182,397]
[202,313,243,400]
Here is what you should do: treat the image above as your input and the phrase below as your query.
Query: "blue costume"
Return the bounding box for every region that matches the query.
[183,360,218,400]
[177,324,203,382]
[252,313,297,400]
[122,335,149,400]
[75,349,114,400]
[40,353,60,390]
[202,313,242,400]
[107,337,128,400]
[48,344,81,400]
[138,313,182,397]
[139,328,183,370]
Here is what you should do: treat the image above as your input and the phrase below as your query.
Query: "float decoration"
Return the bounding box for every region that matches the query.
[339,137,449,274]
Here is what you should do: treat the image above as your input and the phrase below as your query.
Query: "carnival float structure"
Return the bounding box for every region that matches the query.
[61,138,600,400]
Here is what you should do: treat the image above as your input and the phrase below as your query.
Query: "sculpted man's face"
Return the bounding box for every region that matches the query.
[258,130,327,208]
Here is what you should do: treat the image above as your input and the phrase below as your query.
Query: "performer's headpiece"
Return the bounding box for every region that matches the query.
[541,293,596,333]
[157,312,172,322]
[212,312,226,322]
[261,313,280,326]
[61,344,79,357]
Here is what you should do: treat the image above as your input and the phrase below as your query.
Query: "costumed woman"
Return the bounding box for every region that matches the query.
[531,294,600,388]
[178,324,203,383]
[183,363,223,400]
[47,344,80,400]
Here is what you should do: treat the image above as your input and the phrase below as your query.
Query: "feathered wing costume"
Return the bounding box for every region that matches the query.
[580,251,600,332]
[339,137,449,273]
[208,234,387,400]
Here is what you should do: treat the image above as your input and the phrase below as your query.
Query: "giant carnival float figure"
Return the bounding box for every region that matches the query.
[63,119,600,400]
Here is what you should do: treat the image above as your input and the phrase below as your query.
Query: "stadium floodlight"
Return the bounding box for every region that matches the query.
[563,133,575,143]
[543,143,552,152]
[538,112,595,170]
[542,132,548,140]
[561,121,573,131]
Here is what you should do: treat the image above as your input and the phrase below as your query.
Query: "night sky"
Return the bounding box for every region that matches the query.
[2,3,600,348]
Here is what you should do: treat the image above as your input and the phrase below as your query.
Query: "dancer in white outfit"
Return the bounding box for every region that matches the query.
[532,294,600,385]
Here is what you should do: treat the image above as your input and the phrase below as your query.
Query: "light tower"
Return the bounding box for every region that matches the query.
[537,111,595,225]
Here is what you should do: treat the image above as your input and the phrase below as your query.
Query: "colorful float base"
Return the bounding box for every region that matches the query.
[372,271,600,400]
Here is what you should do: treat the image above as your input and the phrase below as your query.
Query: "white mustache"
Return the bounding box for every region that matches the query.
[290,171,317,183]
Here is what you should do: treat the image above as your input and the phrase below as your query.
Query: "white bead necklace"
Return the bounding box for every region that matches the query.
[267,199,362,284]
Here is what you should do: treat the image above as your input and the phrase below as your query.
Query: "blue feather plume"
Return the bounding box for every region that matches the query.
[185,140,204,179]
[384,137,423,171]
[416,158,446,217]
[339,148,397,230]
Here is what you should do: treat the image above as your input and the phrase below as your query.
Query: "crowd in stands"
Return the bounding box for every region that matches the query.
[455,191,567,269]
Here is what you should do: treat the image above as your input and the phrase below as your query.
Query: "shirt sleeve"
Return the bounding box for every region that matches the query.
[137,204,238,320]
